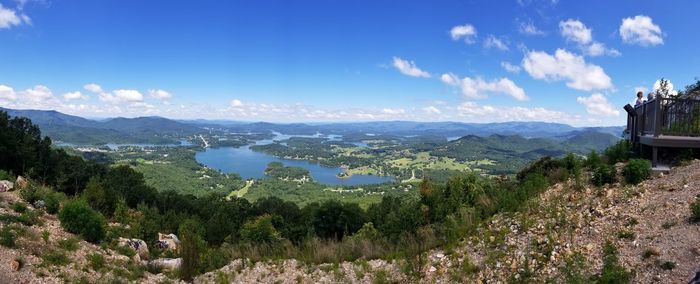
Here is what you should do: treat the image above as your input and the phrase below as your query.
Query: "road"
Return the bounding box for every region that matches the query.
[199,134,209,148]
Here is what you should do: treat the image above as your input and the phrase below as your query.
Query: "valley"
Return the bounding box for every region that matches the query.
[3,108,623,207]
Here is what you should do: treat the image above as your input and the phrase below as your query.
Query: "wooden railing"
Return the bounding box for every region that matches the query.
[626,97,700,141]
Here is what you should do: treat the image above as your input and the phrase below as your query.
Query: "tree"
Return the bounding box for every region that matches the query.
[179,218,205,282]
[82,177,117,217]
[103,165,157,208]
[312,200,366,240]
[240,214,283,244]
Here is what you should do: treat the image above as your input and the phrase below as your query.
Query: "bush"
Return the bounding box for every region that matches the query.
[44,193,61,215]
[690,196,700,222]
[58,200,106,243]
[585,151,603,169]
[0,169,11,180]
[88,253,105,271]
[0,227,16,248]
[12,202,27,213]
[622,159,651,185]
[58,237,80,251]
[604,140,631,165]
[598,241,631,284]
[240,214,283,244]
[592,165,616,186]
[41,249,70,266]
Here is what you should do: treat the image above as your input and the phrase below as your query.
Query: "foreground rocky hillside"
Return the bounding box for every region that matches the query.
[2,160,699,283]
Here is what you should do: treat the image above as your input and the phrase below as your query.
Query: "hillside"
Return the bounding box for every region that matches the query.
[429,133,620,174]
[1,108,201,144]
[188,160,700,283]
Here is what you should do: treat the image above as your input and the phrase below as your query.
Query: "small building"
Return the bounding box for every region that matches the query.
[624,97,700,166]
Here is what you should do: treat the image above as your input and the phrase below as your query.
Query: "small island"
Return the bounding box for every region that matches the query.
[336,165,352,179]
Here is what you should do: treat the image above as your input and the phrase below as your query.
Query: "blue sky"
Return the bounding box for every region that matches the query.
[0,0,698,126]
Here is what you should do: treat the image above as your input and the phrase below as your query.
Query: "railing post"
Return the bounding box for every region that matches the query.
[654,98,662,137]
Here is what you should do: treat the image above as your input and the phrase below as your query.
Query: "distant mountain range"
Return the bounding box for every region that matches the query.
[0,108,202,144]
[0,107,624,145]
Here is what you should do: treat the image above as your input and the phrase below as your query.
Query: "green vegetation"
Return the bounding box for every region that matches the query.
[0,227,16,248]
[592,164,616,186]
[264,162,310,181]
[0,110,646,281]
[622,159,651,185]
[596,241,631,284]
[41,249,70,267]
[690,195,700,222]
[58,200,106,243]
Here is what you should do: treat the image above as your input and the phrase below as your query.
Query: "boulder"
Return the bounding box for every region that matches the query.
[15,176,27,190]
[0,180,12,192]
[117,237,150,260]
[156,233,181,253]
[148,258,182,272]
[10,259,20,271]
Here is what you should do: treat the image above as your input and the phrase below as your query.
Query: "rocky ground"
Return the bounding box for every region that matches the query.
[2,160,699,283]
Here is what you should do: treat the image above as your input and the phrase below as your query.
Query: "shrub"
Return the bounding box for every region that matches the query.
[88,253,105,271]
[19,184,40,204]
[622,159,651,185]
[585,151,603,169]
[598,241,631,284]
[660,261,676,270]
[604,140,631,165]
[41,249,70,266]
[58,200,106,243]
[240,214,283,244]
[12,202,27,213]
[58,237,80,251]
[690,196,700,222]
[42,230,50,243]
[0,169,11,180]
[44,193,60,215]
[592,165,617,187]
[0,227,16,248]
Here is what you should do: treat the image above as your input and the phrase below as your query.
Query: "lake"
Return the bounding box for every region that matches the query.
[195,146,394,186]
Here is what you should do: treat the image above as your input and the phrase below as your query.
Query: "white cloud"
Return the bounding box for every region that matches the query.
[576,93,620,116]
[22,85,54,102]
[518,21,545,36]
[522,49,613,91]
[230,99,244,107]
[586,42,621,57]
[112,89,144,102]
[63,91,88,101]
[484,35,509,51]
[620,15,663,46]
[392,57,430,78]
[422,106,441,114]
[441,73,528,101]
[450,24,477,43]
[457,101,580,124]
[381,108,405,115]
[559,19,620,57]
[0,85,17,101]
[559,19,592,44]
[0,4,29,29]
[148,89,172,100]
[501,62,521,73]
[84,83,105,94]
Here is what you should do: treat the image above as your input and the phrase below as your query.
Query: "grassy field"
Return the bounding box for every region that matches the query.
[387,151,482,171]
[227,180,254,199]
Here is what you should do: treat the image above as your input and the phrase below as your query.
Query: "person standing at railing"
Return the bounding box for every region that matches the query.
[647,91,655,101]
[635,91,645,106]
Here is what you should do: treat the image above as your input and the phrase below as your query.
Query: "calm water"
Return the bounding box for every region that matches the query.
[195,145,394,186]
